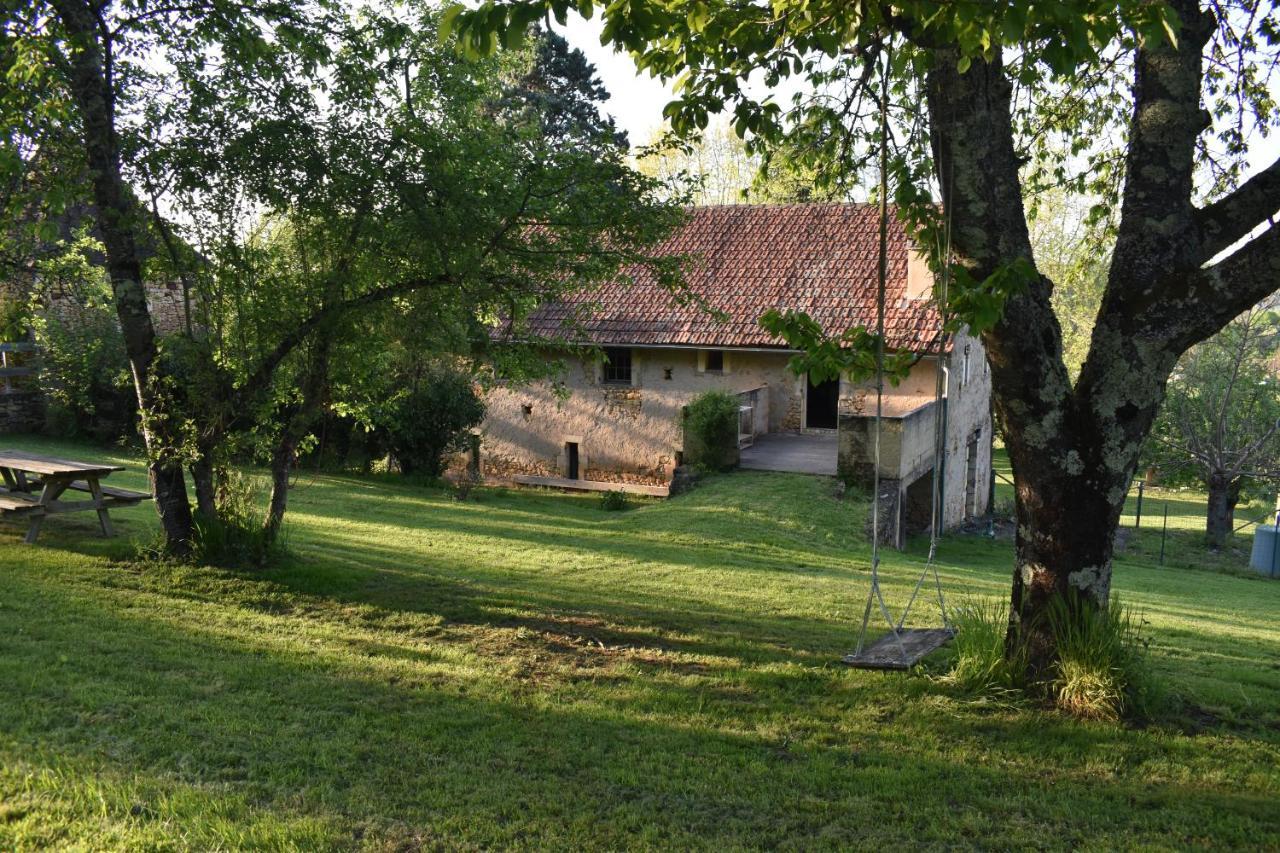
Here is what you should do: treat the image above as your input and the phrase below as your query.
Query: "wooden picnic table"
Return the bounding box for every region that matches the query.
[0,449,151,544]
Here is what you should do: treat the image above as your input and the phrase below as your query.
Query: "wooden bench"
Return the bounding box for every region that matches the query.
[62,480,152,506]
[0,449,138,543]
[0,490,44,516]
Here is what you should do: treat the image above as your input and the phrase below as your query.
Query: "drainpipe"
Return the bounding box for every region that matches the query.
[937,365,949,536]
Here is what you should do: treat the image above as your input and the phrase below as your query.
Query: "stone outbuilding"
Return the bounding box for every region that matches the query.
[479,202,992,537]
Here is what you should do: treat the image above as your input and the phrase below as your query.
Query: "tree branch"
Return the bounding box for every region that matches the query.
[1191,223,1280,343]
[1195,155,1280,260]
[236,273,453,404]
[1109,0,1214,287]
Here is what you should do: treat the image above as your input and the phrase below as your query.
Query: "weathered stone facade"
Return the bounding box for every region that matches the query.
[480,347,806,486]
[144,282,192,336]
[473,202,992,534]
[840,325,994,541]
[1,280,190,435]
[46,280,191,337]
[479,329,993,537]
[0,390,42,433]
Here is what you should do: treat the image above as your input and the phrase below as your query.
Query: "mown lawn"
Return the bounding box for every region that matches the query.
[1,434,1278,849]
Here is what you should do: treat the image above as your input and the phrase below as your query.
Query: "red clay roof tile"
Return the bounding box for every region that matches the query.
[521,202,941,351]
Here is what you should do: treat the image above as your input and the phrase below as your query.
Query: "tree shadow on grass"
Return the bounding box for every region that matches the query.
[236,534,863,669]
[3,571,1277,849]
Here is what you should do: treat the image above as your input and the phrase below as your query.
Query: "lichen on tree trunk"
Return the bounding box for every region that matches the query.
[921,0,1244,675]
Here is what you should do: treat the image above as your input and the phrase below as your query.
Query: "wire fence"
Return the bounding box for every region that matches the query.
[991,464,1277,566]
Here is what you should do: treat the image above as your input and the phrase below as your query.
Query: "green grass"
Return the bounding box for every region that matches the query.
[1,434,1278,849]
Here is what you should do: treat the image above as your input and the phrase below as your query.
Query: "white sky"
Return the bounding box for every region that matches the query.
[559,15,673,146]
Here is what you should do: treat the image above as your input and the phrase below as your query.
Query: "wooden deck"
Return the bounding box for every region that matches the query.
[739,432,838,476]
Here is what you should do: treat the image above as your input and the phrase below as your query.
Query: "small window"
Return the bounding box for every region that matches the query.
[602,347,632,385]
[704,350,724,373]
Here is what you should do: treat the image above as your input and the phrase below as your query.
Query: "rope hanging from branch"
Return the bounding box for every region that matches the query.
[843,44,954,671]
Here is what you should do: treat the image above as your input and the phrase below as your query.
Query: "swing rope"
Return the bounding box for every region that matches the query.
[848,45,954,667]
[893,228,953,635]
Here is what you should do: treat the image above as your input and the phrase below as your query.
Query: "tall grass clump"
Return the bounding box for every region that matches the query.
[943,595,1158,721]
[190,470,283,568]
[1046,596,1157,721]
[943,599,1023,694]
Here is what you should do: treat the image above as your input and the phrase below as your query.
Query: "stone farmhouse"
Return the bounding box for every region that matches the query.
[479,203,993,538]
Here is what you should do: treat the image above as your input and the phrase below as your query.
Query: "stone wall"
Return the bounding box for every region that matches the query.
[479,347,804,485]
[836,325,993,535]
[478,333,993,507]
[941,325,993,523]
[0,390,42,433]
[45,279,191,337]
[145,282,192,336]
[0,340,42,433]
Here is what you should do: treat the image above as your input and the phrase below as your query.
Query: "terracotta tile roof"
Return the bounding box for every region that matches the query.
[521,202,942,352]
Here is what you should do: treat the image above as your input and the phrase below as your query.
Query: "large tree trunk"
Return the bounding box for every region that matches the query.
[924,0,1216,675]
[264,430,299,543]
[190,454,217,521]
[926,51,1108,672]
[1205,473,1242,550]
[53,0,195,552]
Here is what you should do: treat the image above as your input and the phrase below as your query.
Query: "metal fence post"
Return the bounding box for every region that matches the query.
[1134,480,1144,529]
[1160,503,1168,566]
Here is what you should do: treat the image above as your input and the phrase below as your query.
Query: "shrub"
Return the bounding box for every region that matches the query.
[0,288,30,341]
[684,391,740,471]
[28,253,135,441]
[383,363,486,477]
[453,470,479,501]
[600,489,629,511]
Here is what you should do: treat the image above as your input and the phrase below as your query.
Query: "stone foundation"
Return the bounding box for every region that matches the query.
[0,391,43,433]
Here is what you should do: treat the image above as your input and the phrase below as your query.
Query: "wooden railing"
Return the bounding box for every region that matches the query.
[0,342,37,394]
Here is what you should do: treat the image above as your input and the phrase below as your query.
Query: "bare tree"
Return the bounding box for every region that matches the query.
[1147,302,1280,549]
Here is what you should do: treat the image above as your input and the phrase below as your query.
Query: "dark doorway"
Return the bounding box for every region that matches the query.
[805,376,839,430]
[902,470,935,536]
[964,435,979,519]
[566,442,580,480]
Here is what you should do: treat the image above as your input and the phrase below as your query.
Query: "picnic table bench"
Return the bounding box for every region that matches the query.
[0,449,151,544]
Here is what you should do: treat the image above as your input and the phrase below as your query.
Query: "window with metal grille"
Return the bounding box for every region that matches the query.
[602,347,632,384]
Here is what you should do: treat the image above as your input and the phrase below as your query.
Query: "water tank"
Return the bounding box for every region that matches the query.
[1251,525,1280,578]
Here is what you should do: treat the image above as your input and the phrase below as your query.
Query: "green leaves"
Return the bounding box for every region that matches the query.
[1146,303,1280,495]
[759,309,914,386]
[440,5,466,42]
[947,257,1037,336]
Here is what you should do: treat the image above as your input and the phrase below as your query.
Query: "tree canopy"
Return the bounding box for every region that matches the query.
[3,0,682,553]
[450,0,1280,674]
[1146,302,1280,548]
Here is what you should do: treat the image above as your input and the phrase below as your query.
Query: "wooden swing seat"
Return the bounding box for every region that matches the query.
[842,627,954,670]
